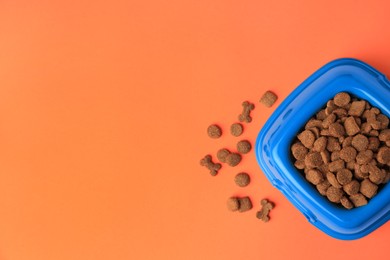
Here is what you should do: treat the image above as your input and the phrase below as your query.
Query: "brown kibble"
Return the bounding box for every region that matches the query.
[313,137,327,152]
[238,101,255,123]
[346,161,355,170]
[306,169,324,185]
[309,127,320,139]
[326,100,337,115]
[316,109,327,120]
[336,169,353,185]
[349,193,368,207]
[291,142,308,160]
[361,122,372,135]
[329,122,345,137]
[331,151,340,161]
[230,123,243,137]
[237,140,252,154]
[217,148,231,163]
[354,164,369,180]
[238,197,253,212]
[298,130,316,149]
[226,153,242,167]
[360,179,378,199]
[235,172,250,187]
[317,180,331,195]
[320,129,330,136]
[328,159,345,172]
[294,160,306,170]
[340,196,354,209]
[260,91,278,107]
[326,186,344,203]
[342,136,353,148]
[200,155,222,176]
[352,134,369,151]
[326,172,342,188]
[327,137,341,152]
[207,124,222,138]
[333,108,348,118]
[377,146,390,164]
[227,197,240,211]
[379,129,390,142]
[256,199,274,222]
[369,130,379,137]
[344,116,360,136]
[377,114,389,129]
[334,92,351,107]
[348,100,366,116]
[322,113,336,129]
[305,119,323,129]
[305,152,323,168]
[343,180,360,195]
[339,146,357,162]
[368,164,385,184]
[320,150,330,164]
[368,137,380,151]
[356,150,373,165]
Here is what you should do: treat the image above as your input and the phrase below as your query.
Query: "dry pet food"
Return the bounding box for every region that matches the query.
[234,172,250,187]
[260,91,278,107]
[238,197,253,212]
[217,148,231,163]
[256,199,274,222]
[238,101,255,123]
[291,92,390,209]
[207,124,222,138]
[227,197,240,212]
[200,155,222,176]
[230,123,243,137]
[227,196,253,212]
[237,140,252,154]
[226,152,242,167]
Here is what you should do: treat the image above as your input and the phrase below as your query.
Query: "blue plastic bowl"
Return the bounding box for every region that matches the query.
[255,58,390,240]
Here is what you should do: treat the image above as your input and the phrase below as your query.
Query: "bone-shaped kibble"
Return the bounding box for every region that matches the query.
[238,101,255,123]
[200,155,222,176]
[256,199,274,222]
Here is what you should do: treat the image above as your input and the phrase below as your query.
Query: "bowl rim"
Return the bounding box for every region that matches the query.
[255,58,390,240]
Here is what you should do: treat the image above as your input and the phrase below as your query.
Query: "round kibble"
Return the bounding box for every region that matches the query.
[305,152,323,168]
[336,169,353,185]
[327,137,341,152]
[368,164,385,184]
[329,122,345,137]
[328,159,345,172]
[352,134,369,151]
[339,146,357,162]
[379,129,390,142]
[217,148,230,163]
[207,124,222,138]
[356,150,373,165]
[291,142,308,160]
[326,186,344,203]
[227,197,240,211]
[298,130,315,148]
[334,92,351,107]
[235,172,250,187]
[377,146,390,164]
[360,179,378,199]
[294,160,305,169]
[340,196,354,209]
[230,123,243,137]
[305,169,324,185]
[313,137,327,152]
[368,137,380,151]
[377,114,389,129]
[226,153,242,167]
[343,180,360,196]
[237,140,252,154]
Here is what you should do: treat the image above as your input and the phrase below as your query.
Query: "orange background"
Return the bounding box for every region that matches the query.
[0,0,390,259]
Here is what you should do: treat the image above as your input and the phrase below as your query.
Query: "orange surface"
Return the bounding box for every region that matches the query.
[1,0,390,259]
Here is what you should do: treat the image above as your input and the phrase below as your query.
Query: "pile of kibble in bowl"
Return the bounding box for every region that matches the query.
[291,92,390,209]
